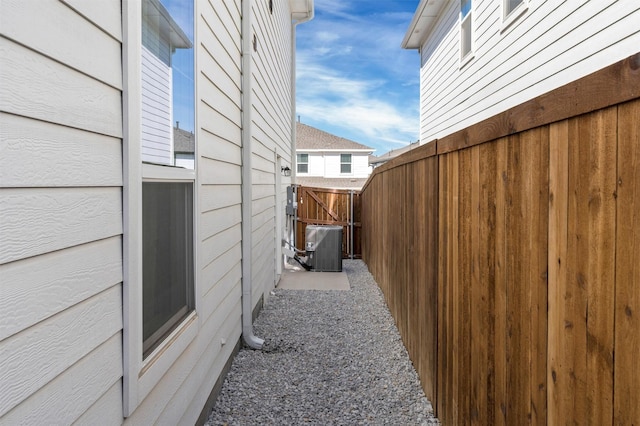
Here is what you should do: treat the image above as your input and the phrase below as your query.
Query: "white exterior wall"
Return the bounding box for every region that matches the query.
[0,0,124,423]
[1,0,301,423]
[299,151,372,178]
[418,0,640,142]
[141,45,173,165]
[250,0,295,306]
[351,153,372,177]
[304,152,326,176]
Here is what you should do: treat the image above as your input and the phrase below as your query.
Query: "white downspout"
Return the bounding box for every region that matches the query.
[241,0,264,349]
[290,2,314,161]
[289,0,314,252]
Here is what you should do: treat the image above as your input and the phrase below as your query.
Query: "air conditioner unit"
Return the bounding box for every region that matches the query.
[305,225,342,272]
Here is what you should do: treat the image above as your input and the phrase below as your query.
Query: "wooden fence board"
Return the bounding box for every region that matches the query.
[494,138,508,426]
[436,151,459,423]
[295,186,361,258]
[584,108,617,425]
[528,127,549,426]
[614,99,640,425]
[547,119,570,425]
[361,54,639,426]
[457,147,473,424]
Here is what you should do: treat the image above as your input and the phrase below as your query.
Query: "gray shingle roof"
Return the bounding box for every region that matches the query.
[296,122,373,151]
[296,177,368,190]
[370,141,419,166]
[174,126,195,153]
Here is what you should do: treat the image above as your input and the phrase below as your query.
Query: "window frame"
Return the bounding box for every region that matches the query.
[340,153,352,175]
[501,0,528,33]
[297,153,309,174]
[122,0,199,416]
[460,0,474,66]
[141,178,195,359]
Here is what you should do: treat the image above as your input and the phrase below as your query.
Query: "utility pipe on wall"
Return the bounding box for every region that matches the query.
[241,0,264,350]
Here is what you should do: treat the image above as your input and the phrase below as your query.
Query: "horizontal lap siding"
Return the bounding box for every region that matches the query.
[124,0,245,423]
[419,1,640,141]
[251,0,294,305]
[362,65,640,423]
[141,45,172,165]
[0,0,124,422]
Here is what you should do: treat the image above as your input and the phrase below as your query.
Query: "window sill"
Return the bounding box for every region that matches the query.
[138,311,199,397]
[460,52,474,69]
[143,162,196,181]
[501,4,528,34]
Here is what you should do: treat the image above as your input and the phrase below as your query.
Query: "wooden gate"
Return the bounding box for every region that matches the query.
[295,186,362,258]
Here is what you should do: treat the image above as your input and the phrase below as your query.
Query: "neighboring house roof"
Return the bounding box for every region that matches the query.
[370,141,419,167]
[296,122,374,152]
[296,177,368,191]
[174,125,195,153]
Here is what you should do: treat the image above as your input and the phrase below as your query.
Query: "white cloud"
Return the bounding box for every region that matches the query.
[297,55,418,150]
[295,0,421,153]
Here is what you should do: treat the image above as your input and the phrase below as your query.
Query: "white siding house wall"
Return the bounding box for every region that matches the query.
[1,0,305,423]
[250,0,294,306]
[0,0,124,422]
[141,45,173,165]
[303,153,326,176]
[302,152,371,178]
[352,153,372,177]
[124,0,244,422]
[324,153,343,176]
[418,0,640,142]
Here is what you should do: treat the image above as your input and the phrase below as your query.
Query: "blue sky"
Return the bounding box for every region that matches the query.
[296,0,421,156]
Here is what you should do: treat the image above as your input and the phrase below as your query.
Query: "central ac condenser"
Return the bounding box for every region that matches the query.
[305,225,343,272]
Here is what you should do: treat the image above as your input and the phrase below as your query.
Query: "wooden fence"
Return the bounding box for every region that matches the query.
[295,186,361,258]
[361,53,640,425]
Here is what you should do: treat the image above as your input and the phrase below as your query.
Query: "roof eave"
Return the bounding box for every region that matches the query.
[290,0,314,23]
[401,0,447,50]
[144,0,192,49]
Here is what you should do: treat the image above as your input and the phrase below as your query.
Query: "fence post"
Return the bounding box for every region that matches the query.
[350,190,354,259]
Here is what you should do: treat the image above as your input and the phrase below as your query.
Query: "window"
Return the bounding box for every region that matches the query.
[142,182,194,358]
[142,0,195,169]
[141,0,195,359]
[460,0,472,60]
[297,153,309,174]
[123,0,197,414]
[340,154,352,174]
[504,0,524,18]
[502,0,527,29]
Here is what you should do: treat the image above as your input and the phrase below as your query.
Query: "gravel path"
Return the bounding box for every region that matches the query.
[206,260,440,425]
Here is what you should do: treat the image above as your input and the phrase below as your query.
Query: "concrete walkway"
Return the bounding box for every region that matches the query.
[276,263,351,290]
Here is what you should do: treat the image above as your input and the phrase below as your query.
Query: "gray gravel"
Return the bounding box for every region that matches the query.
[206,260,440,425]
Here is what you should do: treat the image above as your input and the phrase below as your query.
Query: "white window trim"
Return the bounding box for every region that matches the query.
[459,0,474,67]
[297,153,309,175]
[340,153,353,175]
[122,0,199,417]
[501,0,528,33]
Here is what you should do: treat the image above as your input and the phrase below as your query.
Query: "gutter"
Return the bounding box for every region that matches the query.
[241,0,264,350]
